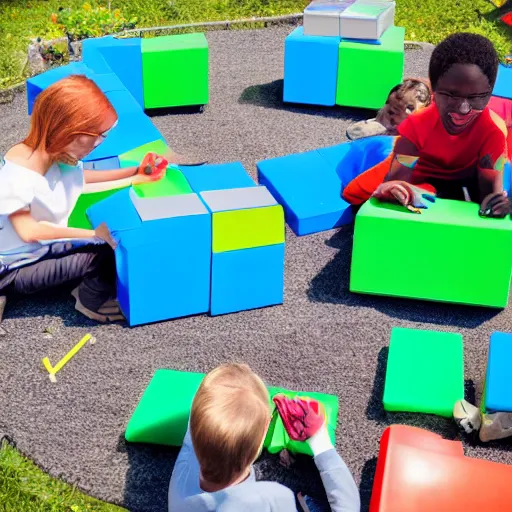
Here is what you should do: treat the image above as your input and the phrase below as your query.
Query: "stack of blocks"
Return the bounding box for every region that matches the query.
[483,331,512,414]
[284,0,404,109]
[351,197,512,308]
[87,161,285,325]
[383,327,464,417]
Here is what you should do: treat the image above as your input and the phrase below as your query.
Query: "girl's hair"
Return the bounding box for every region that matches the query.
[24,75,117,158]
[428,33,499,90]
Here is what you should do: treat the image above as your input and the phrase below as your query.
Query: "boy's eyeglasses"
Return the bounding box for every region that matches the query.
[435,91,491,111]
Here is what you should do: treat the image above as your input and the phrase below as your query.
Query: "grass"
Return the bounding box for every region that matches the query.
[0,440,126,512]
[0,0,511,88]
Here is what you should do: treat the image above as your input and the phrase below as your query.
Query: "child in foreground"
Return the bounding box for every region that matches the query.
[168,363,360,511]
[342,33,510,218]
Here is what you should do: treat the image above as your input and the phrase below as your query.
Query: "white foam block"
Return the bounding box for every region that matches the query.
[303,0,356,37]
[200,186,277,213]
[340,1,395,40]
[129,189,208,221]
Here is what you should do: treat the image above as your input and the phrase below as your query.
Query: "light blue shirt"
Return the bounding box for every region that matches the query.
[168,427,361,512]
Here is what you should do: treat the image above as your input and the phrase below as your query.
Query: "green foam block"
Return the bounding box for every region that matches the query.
[133,168,193,198]
[336,26,405,109]
[383,327,464,417]
[125,369,339,456]
[68,186,128,229]
[142,33,209,109]
[212,205,285,253]
[350,198,512,308]
[119,139,169,166]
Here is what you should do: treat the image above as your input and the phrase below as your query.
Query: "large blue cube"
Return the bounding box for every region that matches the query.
[485,332,512,412]
[283,26,340,106]
[87,189,211,326]
[210,243,285,316]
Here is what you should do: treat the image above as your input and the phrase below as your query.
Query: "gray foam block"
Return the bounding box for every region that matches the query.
[129,189,209,221]
[200,186,277,213]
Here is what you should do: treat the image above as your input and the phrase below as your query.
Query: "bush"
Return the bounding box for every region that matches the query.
[54,2,138,41]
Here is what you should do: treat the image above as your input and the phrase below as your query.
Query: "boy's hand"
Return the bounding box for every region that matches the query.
[273,395,325,441]
[479,191,510,218]
[373,180,436,210]
[133,153,168,185]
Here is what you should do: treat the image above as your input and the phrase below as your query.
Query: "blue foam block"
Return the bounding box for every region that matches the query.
[179,162,256,193]
[82,36,116,74]
[504,161,511,196]
[88,156,121,170]
[83,112,164,161]
[284,26,340,106]
[90,73,126,94]
[86,188,141,233]
[104,89,144,117]
[334,135,395,188]
[485,332,512,412]
[493,64,512,100]
[210,244,285,316]
[257,150,354,235]
[97,38,144,109]
[117,214,211,325]
[26,62,90,114]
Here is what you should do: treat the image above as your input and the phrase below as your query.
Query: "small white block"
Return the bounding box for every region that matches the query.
[340,1,395,40]
[130,189,209,221]
[304,0,356,37]
[200,186,277,213]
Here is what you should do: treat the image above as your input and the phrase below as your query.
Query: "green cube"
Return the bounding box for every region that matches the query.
[336,26,405,109]
[142,33,209,109]
[133,168,193,198]
[350,198,512,307]
[125,369,339,456]
[383,327,464,417]
[118,139,169,166]
[200,187,285,253]
[68,186,128,229]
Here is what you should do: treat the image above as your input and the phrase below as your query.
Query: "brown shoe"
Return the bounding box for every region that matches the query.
[479,412,512,442]
[71,287,124,323]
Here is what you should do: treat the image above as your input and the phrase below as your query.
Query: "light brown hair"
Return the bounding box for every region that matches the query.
[190,363,270,487]
[24,75,116,159]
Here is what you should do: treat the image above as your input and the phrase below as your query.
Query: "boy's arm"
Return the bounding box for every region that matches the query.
[342,136,432,205]
[307,428,361,512]
[477,130,510,217]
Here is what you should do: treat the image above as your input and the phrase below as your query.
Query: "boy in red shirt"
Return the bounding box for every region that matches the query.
[343,33,510,218]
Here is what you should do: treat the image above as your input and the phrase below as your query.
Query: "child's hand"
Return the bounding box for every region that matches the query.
[273,395,326,441]
[373,180,436,210]
[132,153,168,185]
[479,191,510,218]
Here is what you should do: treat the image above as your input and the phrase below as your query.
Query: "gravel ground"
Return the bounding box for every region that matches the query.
[2,25,511,512]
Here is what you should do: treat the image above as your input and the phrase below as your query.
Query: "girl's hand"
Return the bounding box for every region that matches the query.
[132,153,168,185]
[94,222,117,250]
[373,180,436,210]
[479,191,510,218]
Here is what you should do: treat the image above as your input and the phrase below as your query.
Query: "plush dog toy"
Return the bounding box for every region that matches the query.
[346,78,432,140]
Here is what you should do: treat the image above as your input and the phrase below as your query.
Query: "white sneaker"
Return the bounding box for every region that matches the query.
[480,412,512,442]
[453,400,481,434]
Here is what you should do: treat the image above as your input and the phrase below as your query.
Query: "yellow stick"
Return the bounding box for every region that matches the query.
[42,334,95,382]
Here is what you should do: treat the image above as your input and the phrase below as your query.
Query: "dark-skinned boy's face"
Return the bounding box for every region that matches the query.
[433,63,492,135]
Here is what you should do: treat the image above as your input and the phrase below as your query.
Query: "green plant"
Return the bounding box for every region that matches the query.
[54,3,138,41]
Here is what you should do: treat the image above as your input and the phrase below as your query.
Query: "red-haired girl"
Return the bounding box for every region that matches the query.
[0,75,158,323]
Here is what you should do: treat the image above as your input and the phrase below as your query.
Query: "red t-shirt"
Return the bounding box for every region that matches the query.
[343,103,508,204]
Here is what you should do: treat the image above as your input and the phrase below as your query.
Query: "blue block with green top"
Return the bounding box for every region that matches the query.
[350,198,512,307]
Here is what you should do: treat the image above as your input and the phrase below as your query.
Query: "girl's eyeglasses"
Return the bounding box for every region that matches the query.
[73,119,119,139]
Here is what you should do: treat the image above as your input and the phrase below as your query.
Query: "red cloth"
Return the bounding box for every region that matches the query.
[273,395,325,442]
[343,103,507,205]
